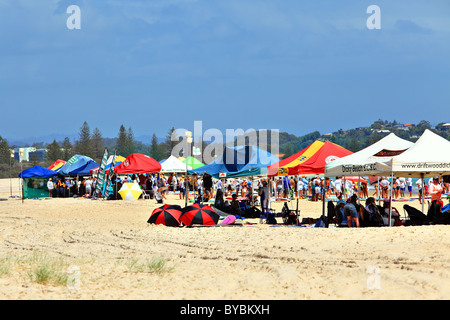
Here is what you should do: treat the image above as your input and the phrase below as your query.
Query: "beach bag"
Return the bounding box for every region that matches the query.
[266,213,277,224]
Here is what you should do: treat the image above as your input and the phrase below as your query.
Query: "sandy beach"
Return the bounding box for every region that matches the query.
[0,178,449,300]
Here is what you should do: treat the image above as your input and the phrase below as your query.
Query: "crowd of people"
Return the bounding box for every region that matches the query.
[46,176,97,198]
[41,171,450,226]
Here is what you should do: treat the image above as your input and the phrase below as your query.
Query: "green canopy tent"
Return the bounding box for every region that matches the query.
[182,156,205,170]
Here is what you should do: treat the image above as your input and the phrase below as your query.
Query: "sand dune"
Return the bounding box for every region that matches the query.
[0,178,449,300]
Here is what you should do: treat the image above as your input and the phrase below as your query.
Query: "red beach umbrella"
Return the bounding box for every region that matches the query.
[147,204,182,227]
[180,203,219,226]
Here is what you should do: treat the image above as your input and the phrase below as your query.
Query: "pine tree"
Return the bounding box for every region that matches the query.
[126,127,136,156]
[91,128,104,160]
[46,140,62,162]
[149,133,163,160]
[0,136,11,165]
[116,124,135,157]
[62,137,73,160]
[163,127,177,158]
[75,121,93,157]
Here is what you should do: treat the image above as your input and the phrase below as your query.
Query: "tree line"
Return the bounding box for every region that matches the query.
[1,119,449,178]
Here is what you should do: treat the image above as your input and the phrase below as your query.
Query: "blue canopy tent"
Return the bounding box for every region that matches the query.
[57,155,99,176]
[18,166,58,199]
[189,145,279,178]
[19,166,58,179]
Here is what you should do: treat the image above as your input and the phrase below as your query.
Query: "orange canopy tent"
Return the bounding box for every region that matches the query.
[267,141,325,176]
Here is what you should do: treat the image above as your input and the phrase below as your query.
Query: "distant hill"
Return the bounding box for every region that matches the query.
[4,119,450,162]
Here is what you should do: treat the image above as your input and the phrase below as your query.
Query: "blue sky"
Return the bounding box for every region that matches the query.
[1,0,450,142]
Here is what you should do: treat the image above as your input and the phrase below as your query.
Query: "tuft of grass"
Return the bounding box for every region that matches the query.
[0,256,12,277]
[26,253,69,286]
[125,256,174,275]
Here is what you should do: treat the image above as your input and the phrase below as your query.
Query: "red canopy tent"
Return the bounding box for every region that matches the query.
[114,153,161,174]
[290,141,353,175]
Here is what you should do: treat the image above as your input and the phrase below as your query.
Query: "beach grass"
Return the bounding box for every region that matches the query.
[26,252,69,286]
[125,256,174,275]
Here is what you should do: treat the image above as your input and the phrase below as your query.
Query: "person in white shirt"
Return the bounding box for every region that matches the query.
[406,178,413,197]
[84,178,93,197]
[398,177,406,198]
[416,178,423,204]
[334,177,342,197]
[297,179,304,197]
[47,178,54,198]
[379,177,390,199]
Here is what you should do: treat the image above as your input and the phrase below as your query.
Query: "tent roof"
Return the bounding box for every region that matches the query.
[114,153,161,174]
[48,159,66,171]
[161,155,192,173]
[190,145,279,178]
[324,133,414,177]
[19,166,58,179]
[267,140,325,176]
[57,155,99,176]
[90,155,125,175]
[182,156,205,169]
[291,141,353,175]
[391,129,450,177]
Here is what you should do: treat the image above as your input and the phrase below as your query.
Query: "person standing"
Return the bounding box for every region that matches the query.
[47,178,54,198]
[429,177,443,205]
[406,177,413,197]
[379,177,390,199]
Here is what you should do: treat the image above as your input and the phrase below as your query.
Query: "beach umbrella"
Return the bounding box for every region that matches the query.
[147,204,182,227]
[118,182,142,200]
[180,203,220,226]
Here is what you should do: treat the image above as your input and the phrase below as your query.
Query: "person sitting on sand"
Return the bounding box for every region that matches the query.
[335,200,348,227]
[381,200,402,226]
[344,195,360,228]
[362,197,383,227]
[230,194,244,217]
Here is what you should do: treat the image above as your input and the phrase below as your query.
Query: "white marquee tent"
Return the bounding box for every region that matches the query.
[324,133,414,178]
[161,155,192,173]
[390,129,450,178]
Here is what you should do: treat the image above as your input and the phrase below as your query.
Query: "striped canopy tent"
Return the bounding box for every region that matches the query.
[267,140,325,176]
[289,141,353,175]
[48,159,66,172]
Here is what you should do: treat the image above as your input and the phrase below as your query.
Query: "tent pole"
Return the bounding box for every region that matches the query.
[322,178,326,220]
[421,173,425,214]
[389,172,393,227]
[377,176,380,206]
[358,176,361,204]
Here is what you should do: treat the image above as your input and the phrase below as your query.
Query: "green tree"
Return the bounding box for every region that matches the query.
[91,128,104,160]
[46,140,62,162]
[149,133,163,160]
[75,121,93,157]
[115,125,135,157]
[62,137,73,160]
[116,125,128,156]
[163,127,177,158]
[127,127,136,155]
[0,136,11,165]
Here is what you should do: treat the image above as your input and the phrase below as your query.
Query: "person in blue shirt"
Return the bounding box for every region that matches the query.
[336,200,348,227]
